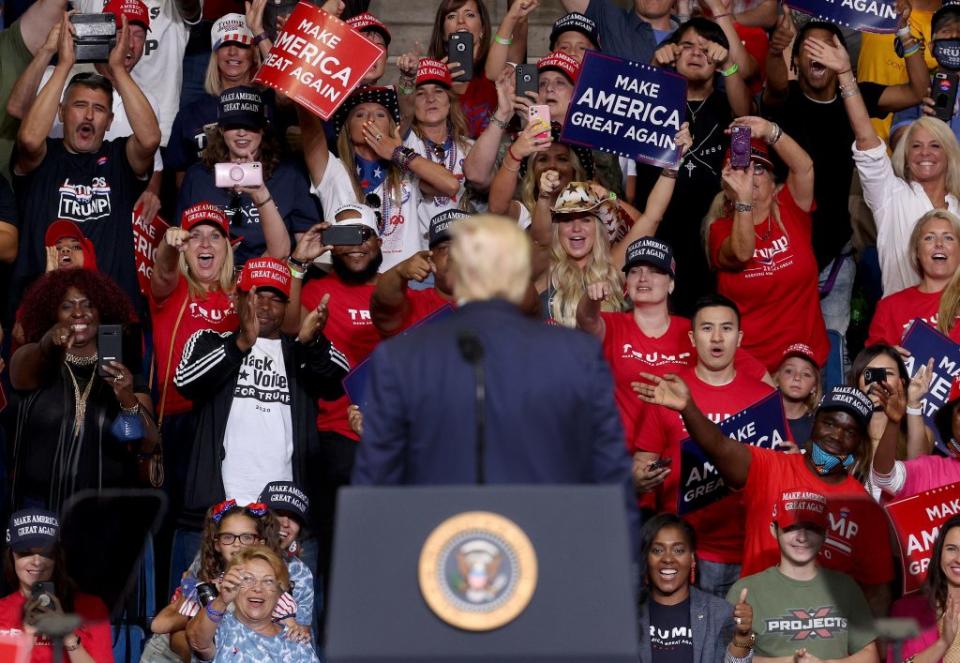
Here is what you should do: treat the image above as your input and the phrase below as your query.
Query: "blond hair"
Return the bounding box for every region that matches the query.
[701,185,787,266]
[892,117,960,199]
[909,209,960,276]
[548,216,625,327]
[204,47,262,97]
[226,545,290,592]
[449,215,531,304]
[180,239,235,299]
[519,148,589,215]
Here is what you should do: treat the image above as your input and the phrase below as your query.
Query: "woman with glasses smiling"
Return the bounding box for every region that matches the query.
[187,546,320,662]
[703,115,828,373]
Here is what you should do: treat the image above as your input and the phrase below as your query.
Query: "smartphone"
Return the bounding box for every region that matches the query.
[529,104,552,140]
[729,125,751,170]
[447,32,474,82]
[515,63,539,99]
[98,324,123,378]
[322,225,366,246]
[70,13,116,63]
[933,71,959,122]
[31,581,56,606]
[214,162,264,189]
[863,367,888,385]
[648,457,673,471]
[263,0,298,41]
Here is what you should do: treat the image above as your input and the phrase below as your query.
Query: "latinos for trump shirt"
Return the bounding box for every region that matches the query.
[222,338,293,503]
[12,137,147,308]
[728,567,878,659]
[649,597,694,663]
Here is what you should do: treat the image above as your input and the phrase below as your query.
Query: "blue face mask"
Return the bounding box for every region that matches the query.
[810,442,855,475]
[934,39,960,70]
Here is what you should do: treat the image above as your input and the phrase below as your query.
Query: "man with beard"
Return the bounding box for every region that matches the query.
[296,203,383,592]
[370,208,465,336]
[761,15,926,340]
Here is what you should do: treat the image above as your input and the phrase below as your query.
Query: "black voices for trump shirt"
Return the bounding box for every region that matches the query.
[11,137,148,313]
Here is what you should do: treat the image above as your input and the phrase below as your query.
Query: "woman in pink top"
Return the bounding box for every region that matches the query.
[887,515,960,661]
[867,209,960,347]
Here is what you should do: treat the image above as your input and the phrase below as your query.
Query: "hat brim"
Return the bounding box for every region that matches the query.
[214,38,253,49]
[781,349,819,368]
[817,404,869,434]
[331,87,401,140]
[45,219,85,246]
[622,256,674,277]
[218,116,267,130]
[549,25,599,50]
[538,64,577,84]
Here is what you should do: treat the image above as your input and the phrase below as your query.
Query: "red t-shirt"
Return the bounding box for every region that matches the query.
[634,366,774,563]
[0,591,114,663]
[302,274,381,440]
[385,287,453,336]
[600,312,770,443]
[460,75,497,139]
[709,186,829,372]
[152,277,238,417]
[867,286,960,346]
[740,446,894,585]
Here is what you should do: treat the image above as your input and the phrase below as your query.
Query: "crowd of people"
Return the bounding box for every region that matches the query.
[0,0,958,660]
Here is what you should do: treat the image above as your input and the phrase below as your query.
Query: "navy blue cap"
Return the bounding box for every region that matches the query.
[817,386,873,432]
[218,85,266,130]
[429,209,471,247]
[549,12,600,50]
[622,237,675,276]
[259,481,309,523]
[6,509,59,554]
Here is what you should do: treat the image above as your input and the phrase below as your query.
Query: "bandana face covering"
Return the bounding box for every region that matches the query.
[810,441,855,475]
[933,39,960,70]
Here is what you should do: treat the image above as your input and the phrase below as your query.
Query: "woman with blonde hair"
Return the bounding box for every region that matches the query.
[868,209,960,346]
[703,116,827,372]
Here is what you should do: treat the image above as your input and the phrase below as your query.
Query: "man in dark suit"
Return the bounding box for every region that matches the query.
[352,215,636,525]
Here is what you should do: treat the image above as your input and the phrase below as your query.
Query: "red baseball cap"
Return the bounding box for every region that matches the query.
[237,257,291,298]
[416,58,453,88]
[781,342,818,368]
[44,219,98,270]
[772,490,829,531]
[103,0,150,30]
[347,12,391,46]
[537,51,580,84]
[181,202,242,246]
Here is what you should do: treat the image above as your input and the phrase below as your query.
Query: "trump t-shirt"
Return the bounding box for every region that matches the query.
[866,287,960,347]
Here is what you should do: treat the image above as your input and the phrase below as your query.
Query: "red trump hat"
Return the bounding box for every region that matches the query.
[103,0,150,30]
[416,58,453,88]
[237,257,291,298]
[347,12,391,46]
[537,51,581,83]
[772,490,829,531]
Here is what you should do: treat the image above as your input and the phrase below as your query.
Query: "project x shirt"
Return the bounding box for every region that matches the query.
[728,567,877,659]
[634,367,775,563]
[222,338,294,503]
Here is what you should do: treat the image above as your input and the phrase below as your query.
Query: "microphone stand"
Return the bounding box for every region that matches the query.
[458,331,486,485]
[34,614,82,663]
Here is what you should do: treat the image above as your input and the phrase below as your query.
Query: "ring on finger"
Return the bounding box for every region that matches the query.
[735,617,742,625]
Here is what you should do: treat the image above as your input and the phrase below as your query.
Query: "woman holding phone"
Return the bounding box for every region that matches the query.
[8,269,156,511]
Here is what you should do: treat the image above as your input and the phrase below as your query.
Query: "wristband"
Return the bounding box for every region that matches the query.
[507,145,523,163]
[287,263,305,280]
[206,603,225,623]
[287,255,309,270]
[661,168,679,179]
[255,195,273,208]
[252,31,269,46]
[766,122,782,145]
[897,24,912,38]
[734,201,753,213]
[494,34,513,46]
[488,114,510,130]
[503,159,520,173]
[720,62,739,77]
[902,42,922,57]
[120,402,141,416]
[906,406,923,416]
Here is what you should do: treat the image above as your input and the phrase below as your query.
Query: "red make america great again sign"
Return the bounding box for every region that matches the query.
[254,3,383,119]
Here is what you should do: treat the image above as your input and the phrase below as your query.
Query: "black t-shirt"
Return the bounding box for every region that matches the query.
[649,597,694,663]
[634,90,731,317]
[11,137,147,311]
[176,158,321,266]
[763,80,885,269]
[0,172,16,227]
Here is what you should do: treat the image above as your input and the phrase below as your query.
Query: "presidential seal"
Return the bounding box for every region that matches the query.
[418,511,537,631]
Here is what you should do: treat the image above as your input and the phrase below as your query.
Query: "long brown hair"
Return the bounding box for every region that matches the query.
[428,0,491,68]
[3,545,76,612]
[199,503,281,582]
[201,129,281,182]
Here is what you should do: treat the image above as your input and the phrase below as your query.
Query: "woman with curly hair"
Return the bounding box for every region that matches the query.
[177,85,319,265]
[9,269,156,511]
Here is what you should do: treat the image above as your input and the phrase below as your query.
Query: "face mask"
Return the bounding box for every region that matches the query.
[933,39,960,70]
[810,441,855,475]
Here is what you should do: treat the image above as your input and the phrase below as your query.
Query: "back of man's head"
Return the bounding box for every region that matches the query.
[450,215,531,305]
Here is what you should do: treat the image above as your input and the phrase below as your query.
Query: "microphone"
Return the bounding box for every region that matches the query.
[458,331,486,485]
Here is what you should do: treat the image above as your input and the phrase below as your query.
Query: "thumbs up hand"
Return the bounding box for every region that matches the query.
[733,587,753,637]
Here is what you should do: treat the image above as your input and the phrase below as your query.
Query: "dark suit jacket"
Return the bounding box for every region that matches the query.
[638,587,735,663]
[352,298,635,514]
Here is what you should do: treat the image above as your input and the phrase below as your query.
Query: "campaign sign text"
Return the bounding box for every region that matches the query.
[132,208,169,297]
[254,3,383,119]
[900,319,960,455]
[678,392,791,515]
[560,51,686,169]
[885,481,960,594]
[786,0,898,33]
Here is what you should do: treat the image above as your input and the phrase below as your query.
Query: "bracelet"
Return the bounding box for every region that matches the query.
[488,114,510,130]
[897,24,912,38]
[903,42,922,57]
[734,201,753,213]
[120,402,140,416]
[494,34,513,46]
[252,31,269,46]
[502,159,520,173]
[720,62,739,77]
[287,263,305,280]
[714,11,732,18]
[287,255,309,269]
[397,82,415,95]
[906,405,923,416]
[255,195,273,207]
[206,603,225,623]
[840,83,861,99]
[766,122,782,145]
[64,635,82,652]
[391,145,418,172]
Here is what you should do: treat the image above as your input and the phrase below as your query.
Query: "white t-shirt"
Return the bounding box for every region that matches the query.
[74,0,200,145]
[312,153,425,272]
[222,338,294,504]
[40,65,164,172]
[404,132,485,228]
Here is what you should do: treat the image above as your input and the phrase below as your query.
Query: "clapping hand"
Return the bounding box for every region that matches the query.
[297,293,330,344]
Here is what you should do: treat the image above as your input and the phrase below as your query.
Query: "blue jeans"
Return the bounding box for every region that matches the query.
[179,51,210,111]
[696,559,741,599]
[818,245,856,336]
[168,528,202,598]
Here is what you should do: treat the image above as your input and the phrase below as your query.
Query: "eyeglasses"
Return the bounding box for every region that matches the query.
[239,573,279,592]
[216,532,259,545]
[752,163,768,175]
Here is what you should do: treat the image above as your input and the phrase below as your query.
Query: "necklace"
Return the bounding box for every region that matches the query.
[686,97,708,124]
[423,132,457,172]
[65,351,98,367]
[755,216,773,242]
[64,361,96,437]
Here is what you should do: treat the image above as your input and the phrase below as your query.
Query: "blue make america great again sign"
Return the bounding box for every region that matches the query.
[787,0,899,33]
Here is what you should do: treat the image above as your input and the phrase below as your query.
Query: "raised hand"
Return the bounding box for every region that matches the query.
[907,357,934,408]
[506,0,540,21]
[164,227,192,252]
[297,293,330,343]
[768,6,796,56]
[654,43,680,67]
[721,163,754,203]
[397,41,424,79]
[57,12,76,69]
[631,373,691,411]
[586,281,611,302]
[245,0,268,36]
[218,565,246,606]
[108,15,131,74]
[538,169,561,198]
[802,34,852,73]
[397,250,435,282]
[237,286,260,352]
[291,223,332,263]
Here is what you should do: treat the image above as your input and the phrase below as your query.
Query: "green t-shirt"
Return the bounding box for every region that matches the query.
[0,20,34,179]
[726,566,877,659]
